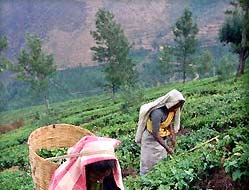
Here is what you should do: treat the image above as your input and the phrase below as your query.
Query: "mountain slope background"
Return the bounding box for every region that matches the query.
[1,0,231,69]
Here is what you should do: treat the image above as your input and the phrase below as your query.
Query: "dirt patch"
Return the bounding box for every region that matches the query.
[177,128,192,136]
[122,167,138,178]
[208,168,234,190]
[0,119,24,134]
[197,167,234,190]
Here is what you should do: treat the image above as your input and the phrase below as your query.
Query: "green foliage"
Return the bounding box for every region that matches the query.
[219,1,249,76]
[37,147,68,164]
[0,36,8,52]
[116,133,140,171]
[156,45,174,82]
[0,35,11,111]
[91,9,137,98]
[124,145,222,190]
[16,34,56,87]
[0,169,34,190]
[217,54,237,80]
[119,84,144,113]
[219,127,249,181]
[173,8,199,82]
[195,50,214,78]
[219,11,243,46]
[176,127,219,154]
[182,80,247,130]
[0,144,29,170]
[0,69,248,189]
[15,34,56,111]
[0,126,33,149]
[0,35,9,73]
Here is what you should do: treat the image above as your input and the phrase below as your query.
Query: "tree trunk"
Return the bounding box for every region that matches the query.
[237,49,245,77]
[237,6,248,77]
[44,94,50,114]
[183,56,186,83]
[111,84,115,101]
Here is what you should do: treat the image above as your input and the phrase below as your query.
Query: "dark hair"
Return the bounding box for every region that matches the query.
[85,159,115,173]
[179,100,185,107]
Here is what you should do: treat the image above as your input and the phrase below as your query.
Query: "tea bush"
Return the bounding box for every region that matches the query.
[0,169,34,190]
[0,71,248,189]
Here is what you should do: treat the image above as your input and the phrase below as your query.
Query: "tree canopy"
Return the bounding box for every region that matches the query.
[91,9,137,98]
[173,8,199,83]
[16,34,56,111]
[219,0,249,76]
[0,36,9,73]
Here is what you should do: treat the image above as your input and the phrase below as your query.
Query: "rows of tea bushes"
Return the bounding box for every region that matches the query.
[123,125,249,190]
[0,71,248,189]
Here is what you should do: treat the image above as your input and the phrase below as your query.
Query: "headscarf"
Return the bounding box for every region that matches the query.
[135,89,185,143]
[49,136,124,190]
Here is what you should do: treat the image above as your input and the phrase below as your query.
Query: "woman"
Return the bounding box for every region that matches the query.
[135,89,185,175]
[49,136,124,190]
[86,159,121,190]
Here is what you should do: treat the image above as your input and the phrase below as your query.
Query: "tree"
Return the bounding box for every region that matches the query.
[219,0,249,77]
[195,50,213,78]
[0,36,9,73]
[173,8,199,83]
[156,45,174,83]
[0,36,9,111]
[16,34,56,112]
[91,9,137,100]
[217,54,237,80]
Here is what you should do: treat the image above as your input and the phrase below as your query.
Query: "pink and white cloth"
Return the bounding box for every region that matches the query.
[49,136,124,190]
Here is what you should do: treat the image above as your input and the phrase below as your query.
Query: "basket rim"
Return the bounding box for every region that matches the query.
[28,123,93,165]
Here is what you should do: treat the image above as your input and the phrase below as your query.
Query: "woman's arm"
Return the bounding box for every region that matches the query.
[151,110,174,155]
[152,132,174,155]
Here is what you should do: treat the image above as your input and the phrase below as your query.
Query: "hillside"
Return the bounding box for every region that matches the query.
[0,70,248,189]
[0,0,230,69]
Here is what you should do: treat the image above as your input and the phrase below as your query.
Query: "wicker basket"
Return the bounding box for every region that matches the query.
[28,123,93,190]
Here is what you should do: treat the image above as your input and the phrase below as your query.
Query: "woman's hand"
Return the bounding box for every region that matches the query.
[171,138,176,148]
[165,146,174,155]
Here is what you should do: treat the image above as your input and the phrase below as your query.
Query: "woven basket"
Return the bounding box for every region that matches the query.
[28,123,93,190]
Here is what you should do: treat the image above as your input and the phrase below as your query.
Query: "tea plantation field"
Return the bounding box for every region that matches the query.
[0,71,248,190]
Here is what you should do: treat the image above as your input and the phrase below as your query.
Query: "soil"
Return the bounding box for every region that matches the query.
[196,167,234,190]
[0,119,24,134]
[177,127,192,136]
[122,167,138,178]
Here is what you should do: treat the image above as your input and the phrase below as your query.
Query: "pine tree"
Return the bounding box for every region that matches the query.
[0,36,9,73]
[157,45,174,83]
[91,9,137,99]
[0,36,12,111]
[173,8,198,83]
[16,34,56,112]
[196,50,213,78]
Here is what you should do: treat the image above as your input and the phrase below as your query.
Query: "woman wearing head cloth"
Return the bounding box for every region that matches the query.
[49,136,124,190]
[135,89,185,175]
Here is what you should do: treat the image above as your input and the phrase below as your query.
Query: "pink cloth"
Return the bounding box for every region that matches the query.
[49,136,124,190]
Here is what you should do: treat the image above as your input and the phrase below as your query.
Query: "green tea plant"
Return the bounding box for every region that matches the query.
[37,147,68,164]
[0,69,248,189]
[219,127,249,181]
[176,127,219,154]
[124,144,222,190]
[0,144,29,170]
[0,169,34,190]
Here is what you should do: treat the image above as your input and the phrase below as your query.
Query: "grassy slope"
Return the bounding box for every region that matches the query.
[0,71,248,189]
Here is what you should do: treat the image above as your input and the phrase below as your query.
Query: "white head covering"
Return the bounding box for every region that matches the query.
[135,89,185,143]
